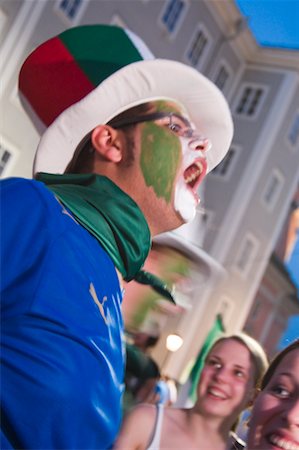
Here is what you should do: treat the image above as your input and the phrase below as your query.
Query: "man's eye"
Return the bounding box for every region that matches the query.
[168,122,182,133]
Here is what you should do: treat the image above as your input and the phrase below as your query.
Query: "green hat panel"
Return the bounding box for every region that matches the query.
[59,25,146,86]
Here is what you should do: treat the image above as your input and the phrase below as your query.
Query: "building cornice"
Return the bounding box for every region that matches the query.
[208,0,299,71]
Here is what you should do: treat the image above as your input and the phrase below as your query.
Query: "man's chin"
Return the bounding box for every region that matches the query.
[175,204,197,224]
[174,195,198,223]
[175,187,198,224]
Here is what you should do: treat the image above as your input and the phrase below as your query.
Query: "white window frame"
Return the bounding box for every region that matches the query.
[287,110,299,150]
[261,168,284,212]
[159,0,188,39]
[184,23,212,69]
[210,144,240,180]
[54,0,88,25]
[233,82,268,120]
[0,136,18,178]
[234,233,260,278]
[212,59,233,95]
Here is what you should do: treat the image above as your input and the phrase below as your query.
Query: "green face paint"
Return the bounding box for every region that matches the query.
[154,100,183,115]
[140,122,181,204]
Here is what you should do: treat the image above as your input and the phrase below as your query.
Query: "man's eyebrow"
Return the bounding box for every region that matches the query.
[170,112,191,127]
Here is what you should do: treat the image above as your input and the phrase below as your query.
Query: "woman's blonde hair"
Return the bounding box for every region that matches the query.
[206,332,269,388]
[205,332,269,431]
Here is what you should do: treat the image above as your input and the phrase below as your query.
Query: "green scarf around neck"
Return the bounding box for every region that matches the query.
[36,173,175,302]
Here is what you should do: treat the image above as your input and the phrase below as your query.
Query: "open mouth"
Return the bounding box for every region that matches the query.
[207,387,228,400]
[184,158,207,191]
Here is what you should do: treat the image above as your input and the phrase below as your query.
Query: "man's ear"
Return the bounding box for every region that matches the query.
[91,125,123,163]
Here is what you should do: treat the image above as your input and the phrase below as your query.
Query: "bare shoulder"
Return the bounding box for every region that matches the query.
[113,404,158,450]
[126,403,158,423]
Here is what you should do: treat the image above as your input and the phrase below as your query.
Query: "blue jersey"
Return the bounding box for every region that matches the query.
[1,178,125,449]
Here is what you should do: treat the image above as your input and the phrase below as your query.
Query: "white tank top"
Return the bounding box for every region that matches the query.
[146,404,164,450]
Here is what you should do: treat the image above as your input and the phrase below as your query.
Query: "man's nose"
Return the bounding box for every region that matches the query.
[190,136,211,153]
[283,399,299,427]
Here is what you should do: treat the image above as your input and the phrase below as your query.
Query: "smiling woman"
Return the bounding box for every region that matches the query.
[247,340,299,450]
[113,333,268,450]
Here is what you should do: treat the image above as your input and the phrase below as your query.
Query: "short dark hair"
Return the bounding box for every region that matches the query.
[65,102,154,174]
[261,339,299,390]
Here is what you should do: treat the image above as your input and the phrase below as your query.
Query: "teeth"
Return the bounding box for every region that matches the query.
[208,388,226,399]
[185,162,203,184]
[269,434,299,450]
[195,161,203,171]
[186,172,199,183]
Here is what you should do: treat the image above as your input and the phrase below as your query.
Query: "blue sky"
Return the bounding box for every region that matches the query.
[288,240,299,293]
[236,0,299,49]
[236,0,299,349]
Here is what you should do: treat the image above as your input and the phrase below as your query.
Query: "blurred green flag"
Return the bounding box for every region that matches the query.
[188,314,224,402]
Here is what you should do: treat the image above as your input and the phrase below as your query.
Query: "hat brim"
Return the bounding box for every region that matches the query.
[153,231,226,279]
[34,59,233,175]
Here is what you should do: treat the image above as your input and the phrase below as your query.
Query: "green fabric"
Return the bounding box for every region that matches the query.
[188,314,225,402]
[134,270,175,303]
[59,25,143,86]
[36,173,175,302]
[36,173,150,281]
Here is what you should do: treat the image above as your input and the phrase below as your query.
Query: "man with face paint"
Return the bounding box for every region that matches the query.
[0,25,233,450]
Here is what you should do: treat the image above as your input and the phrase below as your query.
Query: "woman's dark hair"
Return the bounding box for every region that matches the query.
[65,102,154,174]
[261,339,299,390]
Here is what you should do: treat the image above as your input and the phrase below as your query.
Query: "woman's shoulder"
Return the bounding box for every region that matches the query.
[124,403,159,426]
[113,404,159,449]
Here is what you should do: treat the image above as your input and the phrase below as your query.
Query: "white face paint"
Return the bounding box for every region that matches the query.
[174,176,198,223]
[174,134,210,223]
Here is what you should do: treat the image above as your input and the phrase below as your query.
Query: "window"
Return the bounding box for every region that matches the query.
[0,143,13,177]
[235,84,267,118]
[213,62,231,93]
[262,169,284,211]
[234,233,259,278]
[185,24,212,67]
[211,145,239,179]
[288,111,299,148]
[160,0,187,35]
[186,25,210,67]
[54,0,87,24]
